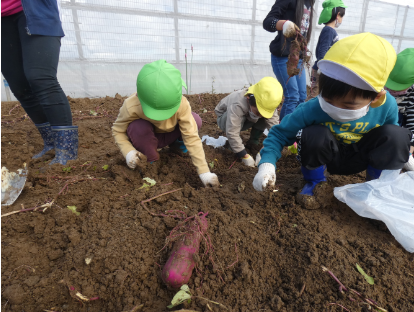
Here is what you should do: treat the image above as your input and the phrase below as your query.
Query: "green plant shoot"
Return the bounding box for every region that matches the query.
[102,165,109,171]
[67,206,80,216]
[356,263,374,285]
[62,167,71,173]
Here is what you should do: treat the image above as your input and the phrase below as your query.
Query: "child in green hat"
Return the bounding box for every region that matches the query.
[385,48,414,171]
[308,0,347,99]
[112,60,220,187]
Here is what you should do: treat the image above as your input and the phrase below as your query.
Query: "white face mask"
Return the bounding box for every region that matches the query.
[318,94,371,123]
[248,108,260,121]
[335,19,341,28]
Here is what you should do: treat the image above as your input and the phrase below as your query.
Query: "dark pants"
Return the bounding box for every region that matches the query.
[297,124,411,175]
[1,12,72,126]
[127,113,202,162]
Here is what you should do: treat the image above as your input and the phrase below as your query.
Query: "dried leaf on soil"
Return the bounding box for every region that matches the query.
[167,284,192,308]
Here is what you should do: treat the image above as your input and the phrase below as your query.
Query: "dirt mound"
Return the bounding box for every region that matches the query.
[1,93,413,312]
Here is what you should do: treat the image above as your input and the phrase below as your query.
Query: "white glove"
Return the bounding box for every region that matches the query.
[126,150,144,169]
[241,154,255,167]
[255,152,262,167]
[403,154,414,171]
[253,163,276,191]
[282,20,299,38]
[199,172,220,187]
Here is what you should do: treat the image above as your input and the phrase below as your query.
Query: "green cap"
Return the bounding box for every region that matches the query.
[385,48,414,91]
[318,0,347,25]
[137,60,187,121]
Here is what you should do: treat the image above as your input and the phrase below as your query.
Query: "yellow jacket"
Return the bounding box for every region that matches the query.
[112,93,209,174]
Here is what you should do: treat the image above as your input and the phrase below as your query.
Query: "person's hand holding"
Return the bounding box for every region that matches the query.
[253,163,276,191]
[126,150,144,169]
[241,154,255,167]
[199,172,220,187]
[282,20,299,38]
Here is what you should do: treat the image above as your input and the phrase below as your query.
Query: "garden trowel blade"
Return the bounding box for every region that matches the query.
[1,163,28,206]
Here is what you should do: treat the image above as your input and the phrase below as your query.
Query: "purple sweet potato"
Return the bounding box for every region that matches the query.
[161,212,208,289]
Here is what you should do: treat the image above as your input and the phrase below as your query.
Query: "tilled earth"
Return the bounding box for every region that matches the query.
[1,93,413,312]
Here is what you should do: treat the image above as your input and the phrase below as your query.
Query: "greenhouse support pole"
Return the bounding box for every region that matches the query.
[250,0,257,64]
[397,5,409,53]
[174,0,180,63]
[359,0,369,33]
[70,0,89,96]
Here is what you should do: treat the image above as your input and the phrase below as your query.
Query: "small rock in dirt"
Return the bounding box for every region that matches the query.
[3,284,25,304]
[48,249,64,261]
[24,275,40,287]
[271,295,284,310]
[115,270,128,284]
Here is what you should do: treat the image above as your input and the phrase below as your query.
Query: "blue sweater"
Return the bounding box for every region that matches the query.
[259,93,399,168]
[312,26,339,70]
[21,0,64,37]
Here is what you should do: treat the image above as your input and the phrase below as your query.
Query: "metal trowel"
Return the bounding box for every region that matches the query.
[1,163,28,206]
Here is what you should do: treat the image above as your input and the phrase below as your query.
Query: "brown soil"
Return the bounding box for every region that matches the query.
[1,93,413,312]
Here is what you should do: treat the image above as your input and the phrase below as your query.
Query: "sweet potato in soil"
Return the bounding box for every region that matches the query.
[1,94,414,311]
[162,213,209,289]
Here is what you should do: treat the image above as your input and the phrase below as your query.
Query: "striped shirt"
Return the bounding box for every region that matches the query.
[396,85,414,144]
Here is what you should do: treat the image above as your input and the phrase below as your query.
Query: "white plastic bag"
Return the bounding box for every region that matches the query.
[334,170,414,253]
[201,135,228,148]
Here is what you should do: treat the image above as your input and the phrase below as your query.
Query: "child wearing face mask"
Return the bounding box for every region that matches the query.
[308,0,346,100]
[253,33,412,196]
[215,77,283,167]
[384,48,414,171]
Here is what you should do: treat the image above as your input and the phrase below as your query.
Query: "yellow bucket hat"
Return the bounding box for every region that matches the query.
[245,77,283,118]
[318,33,397,107]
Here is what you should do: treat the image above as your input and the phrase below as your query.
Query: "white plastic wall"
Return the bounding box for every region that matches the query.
[2,0,413,100]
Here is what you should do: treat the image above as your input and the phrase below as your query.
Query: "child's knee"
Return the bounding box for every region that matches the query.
[191,112,202,129]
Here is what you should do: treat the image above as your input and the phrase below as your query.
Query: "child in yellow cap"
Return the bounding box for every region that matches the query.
[253,33,412,197]
[384,48,414,171]
[215,77,283,167]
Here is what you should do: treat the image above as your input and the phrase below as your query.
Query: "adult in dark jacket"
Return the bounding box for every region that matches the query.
[263,0,316,121]
[1,0,78,166]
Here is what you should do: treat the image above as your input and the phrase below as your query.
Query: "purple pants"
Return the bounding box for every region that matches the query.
[127,112,202,162]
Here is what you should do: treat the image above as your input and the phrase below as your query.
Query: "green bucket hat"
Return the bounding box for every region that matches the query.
[318,0,347,25]
[137,60,187,121]
[385,48,414,91]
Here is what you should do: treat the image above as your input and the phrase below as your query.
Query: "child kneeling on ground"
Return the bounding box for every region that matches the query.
[384,48,414,171]
[215,77,283,167]
[253,33,412,194]
[112,60,219,187]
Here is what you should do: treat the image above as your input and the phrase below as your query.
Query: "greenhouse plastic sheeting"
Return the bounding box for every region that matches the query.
[2,0,414,100]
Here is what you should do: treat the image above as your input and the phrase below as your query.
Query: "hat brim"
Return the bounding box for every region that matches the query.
[141,98,181,121]
[385,78,413,92]
[257,104,275,119]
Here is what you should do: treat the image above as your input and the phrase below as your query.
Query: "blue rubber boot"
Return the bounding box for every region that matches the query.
[32,122,55,159]
[49,126,79,166]
[366,165,382,181]
[299,165,327,196]
[174,139,188,153]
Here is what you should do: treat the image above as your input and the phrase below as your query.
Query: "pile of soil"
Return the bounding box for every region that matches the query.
[1,93,413,312]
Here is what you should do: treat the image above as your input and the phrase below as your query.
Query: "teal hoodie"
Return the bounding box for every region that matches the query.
[259,93,398,167]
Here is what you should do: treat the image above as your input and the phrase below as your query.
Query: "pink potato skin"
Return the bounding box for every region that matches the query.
[162,213,208,288]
